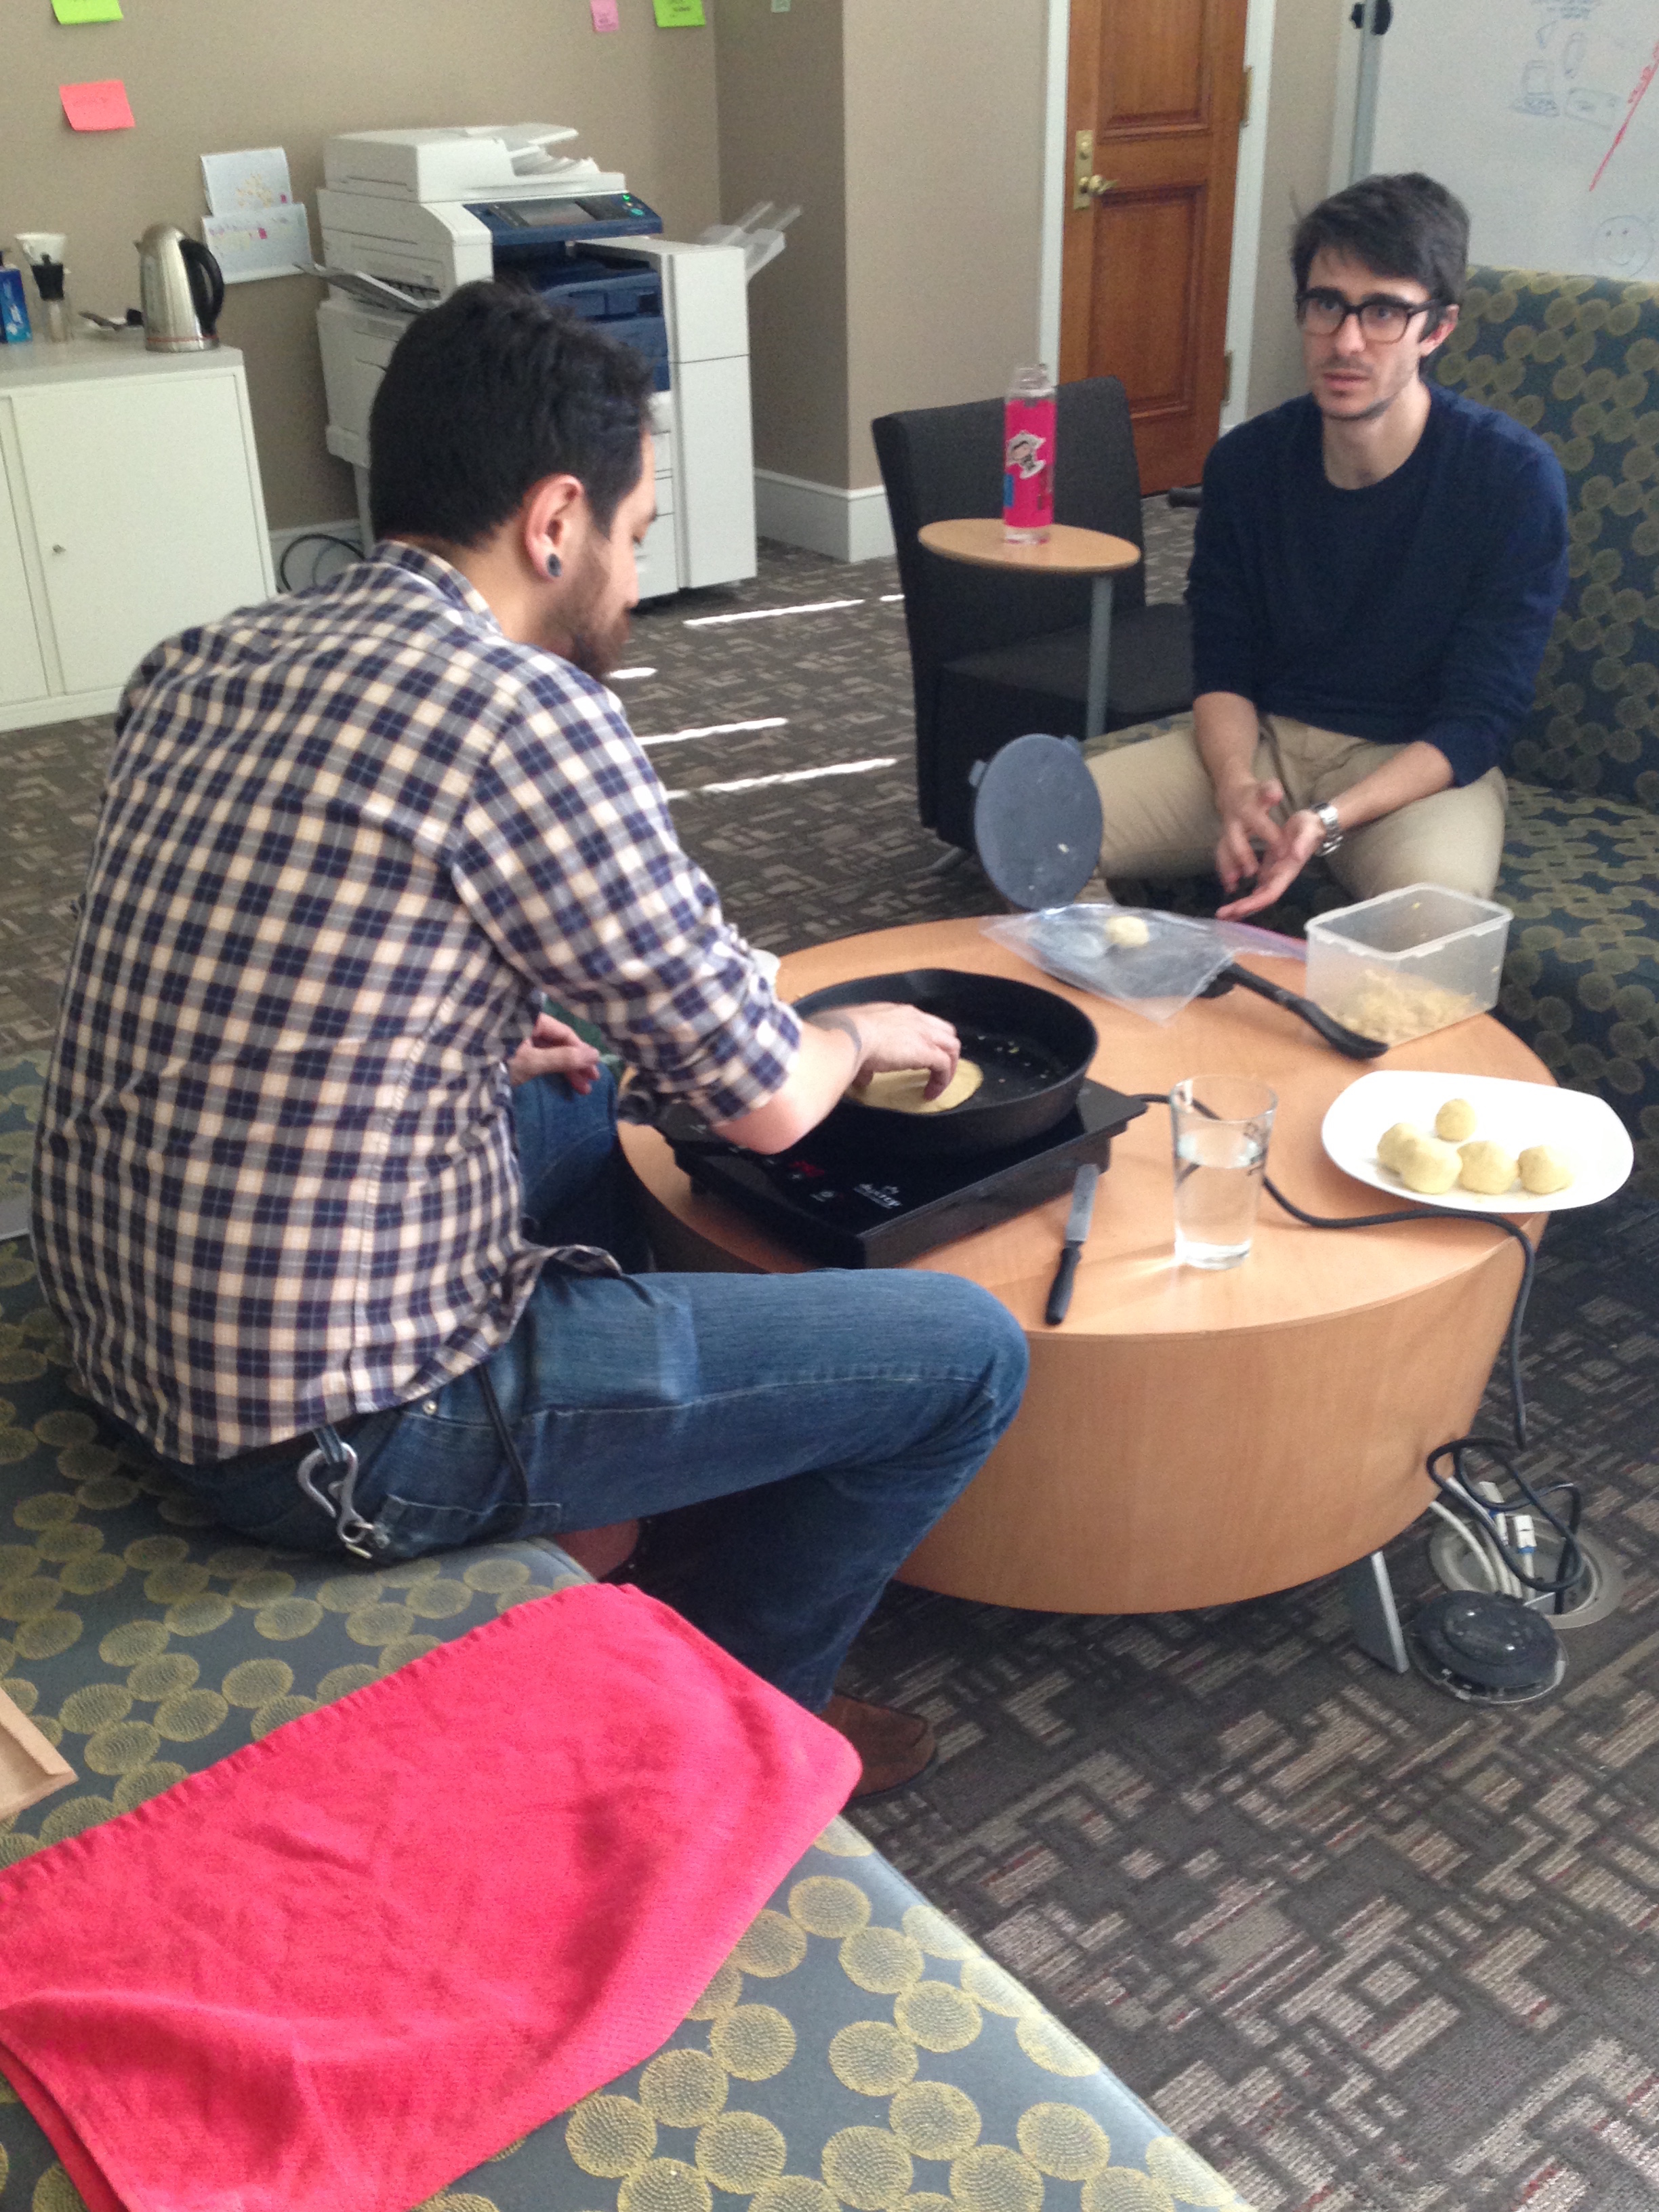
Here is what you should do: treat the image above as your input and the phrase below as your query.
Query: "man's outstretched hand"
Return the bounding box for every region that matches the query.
[509,1012,603,1092]
[1216,806,1325,921]
[1212,771,1321,922]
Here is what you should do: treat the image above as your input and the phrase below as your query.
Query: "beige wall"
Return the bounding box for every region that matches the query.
[3,0,720,530]
[713,0,851,487]
[1246,0,1345,417]
[714,0,1046,497]
[842,0,1046,487]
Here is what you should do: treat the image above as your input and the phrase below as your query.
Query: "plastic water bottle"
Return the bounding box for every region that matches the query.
[1003,363,1055,544]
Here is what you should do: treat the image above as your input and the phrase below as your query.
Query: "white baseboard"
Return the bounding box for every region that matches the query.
[753,470,896,564]
[270,518,363,591]
[0,684,123,733]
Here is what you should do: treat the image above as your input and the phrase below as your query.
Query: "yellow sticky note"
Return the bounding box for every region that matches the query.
[653,0,705,24]
[52,0,123,21]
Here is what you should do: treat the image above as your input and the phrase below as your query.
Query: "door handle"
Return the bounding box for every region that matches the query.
[1084,176,1119,197]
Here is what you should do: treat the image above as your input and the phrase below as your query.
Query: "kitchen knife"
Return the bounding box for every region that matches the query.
[1044,1162,1100,1326]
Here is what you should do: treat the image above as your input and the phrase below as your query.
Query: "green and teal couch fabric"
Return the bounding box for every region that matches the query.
[1438,266,1659,1198]
[0,1060,1245,2212]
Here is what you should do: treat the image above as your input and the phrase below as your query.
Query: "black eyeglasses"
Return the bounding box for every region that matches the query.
[1295,288,1443,342]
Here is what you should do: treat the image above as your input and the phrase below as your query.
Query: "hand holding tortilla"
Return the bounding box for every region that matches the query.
[853,1060,985,1115]
[814,999,961,1101]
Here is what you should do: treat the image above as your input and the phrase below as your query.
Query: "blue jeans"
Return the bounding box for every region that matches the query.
[172,1069,1029,1709]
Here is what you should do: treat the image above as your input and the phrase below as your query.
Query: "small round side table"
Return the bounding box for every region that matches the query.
[918,517,1142,742]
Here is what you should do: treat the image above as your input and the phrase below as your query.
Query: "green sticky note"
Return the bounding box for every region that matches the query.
[53,0,124,23]
[653,0,705,24]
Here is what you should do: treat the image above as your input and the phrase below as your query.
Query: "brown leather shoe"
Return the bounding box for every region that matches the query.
[823,1694,937,1801]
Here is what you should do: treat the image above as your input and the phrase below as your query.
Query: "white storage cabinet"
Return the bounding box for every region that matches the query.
[0,339,274,733]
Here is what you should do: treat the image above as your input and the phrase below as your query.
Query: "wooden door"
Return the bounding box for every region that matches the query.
[1061,0,1249,495]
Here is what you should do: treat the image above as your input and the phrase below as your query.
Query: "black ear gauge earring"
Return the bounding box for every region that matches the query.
[545,552,562,579]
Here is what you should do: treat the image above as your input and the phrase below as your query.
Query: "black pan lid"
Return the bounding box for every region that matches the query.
[970,733,1101,912]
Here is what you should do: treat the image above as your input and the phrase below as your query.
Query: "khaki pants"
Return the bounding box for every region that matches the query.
[1083,712,1508,903]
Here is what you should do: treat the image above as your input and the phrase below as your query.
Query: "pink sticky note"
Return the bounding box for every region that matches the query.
[60,78,136,130]
[591,0,620,26]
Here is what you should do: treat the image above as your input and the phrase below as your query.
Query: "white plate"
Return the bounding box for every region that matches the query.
[1320,1069,1634,1212]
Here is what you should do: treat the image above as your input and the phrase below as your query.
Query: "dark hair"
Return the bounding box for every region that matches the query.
[369,281,655,544]
[1291,172,1469,309]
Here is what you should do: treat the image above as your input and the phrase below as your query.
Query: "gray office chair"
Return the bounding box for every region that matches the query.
[873,377,1193,853]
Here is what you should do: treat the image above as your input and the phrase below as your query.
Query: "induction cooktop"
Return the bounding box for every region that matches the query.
[661,1078,1147,1268]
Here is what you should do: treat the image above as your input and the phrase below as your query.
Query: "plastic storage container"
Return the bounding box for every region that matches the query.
[1305,883,1511,1048]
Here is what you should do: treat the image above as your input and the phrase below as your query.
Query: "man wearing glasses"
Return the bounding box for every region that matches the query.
[1086,172,1569,919]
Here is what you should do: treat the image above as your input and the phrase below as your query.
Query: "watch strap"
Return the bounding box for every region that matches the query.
[1310,800,1343,856]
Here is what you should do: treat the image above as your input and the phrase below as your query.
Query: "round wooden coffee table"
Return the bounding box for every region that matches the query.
[619,918,1548,1622]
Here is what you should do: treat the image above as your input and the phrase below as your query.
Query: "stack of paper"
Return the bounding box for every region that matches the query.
[201,147,314,285]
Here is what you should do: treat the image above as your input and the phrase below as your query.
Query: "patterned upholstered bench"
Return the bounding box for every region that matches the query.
[0,1056,1243,2212]
[1438,265,1659,1199]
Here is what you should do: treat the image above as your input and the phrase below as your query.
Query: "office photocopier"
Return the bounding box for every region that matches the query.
[316,125,756,598]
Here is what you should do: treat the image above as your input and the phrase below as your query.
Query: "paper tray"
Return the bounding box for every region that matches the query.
[0,1683,75,1822]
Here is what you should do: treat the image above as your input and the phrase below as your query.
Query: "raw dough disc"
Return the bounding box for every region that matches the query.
[1105,914,1151,948]
[854,1059,985,1115]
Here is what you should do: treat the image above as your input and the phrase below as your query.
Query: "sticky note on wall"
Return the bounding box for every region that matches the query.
[53,0,124,22]
[653,0,705,23]
[591,0,620,27]
[60,78,136,129]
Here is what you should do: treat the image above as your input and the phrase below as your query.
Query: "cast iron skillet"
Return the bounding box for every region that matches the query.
[795,968,1099,1159]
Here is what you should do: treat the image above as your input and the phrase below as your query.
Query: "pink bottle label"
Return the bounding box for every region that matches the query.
[1003,395,1055,532]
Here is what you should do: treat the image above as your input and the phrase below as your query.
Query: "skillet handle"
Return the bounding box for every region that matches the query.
[1224,962,1387,1059]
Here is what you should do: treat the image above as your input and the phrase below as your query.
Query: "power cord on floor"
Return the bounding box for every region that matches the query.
[1132,1090,1585,1614]
[277,532,363,594]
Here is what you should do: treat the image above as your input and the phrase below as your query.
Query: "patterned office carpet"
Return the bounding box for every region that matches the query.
[4,519,1659,2212]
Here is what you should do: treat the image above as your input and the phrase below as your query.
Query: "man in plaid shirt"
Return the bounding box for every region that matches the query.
[32,284,1027,1797]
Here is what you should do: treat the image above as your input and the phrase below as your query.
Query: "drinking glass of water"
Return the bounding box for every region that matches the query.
[1170,1076,1277,1269]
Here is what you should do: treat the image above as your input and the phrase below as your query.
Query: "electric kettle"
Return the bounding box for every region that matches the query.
[136,224,224,352]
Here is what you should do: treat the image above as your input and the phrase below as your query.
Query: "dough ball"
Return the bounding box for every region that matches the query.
[1435,1097,1478,1143]
[1395,1134,1461,1195]
[853,1059,984,1115]
[1104,913,1151,949]
[1457,1139,1519,1195]
[1518,1143,1574,1195]
[1376,1120,1427,1173]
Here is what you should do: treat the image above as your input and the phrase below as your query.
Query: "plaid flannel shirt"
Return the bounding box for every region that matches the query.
[32,546,800,1465]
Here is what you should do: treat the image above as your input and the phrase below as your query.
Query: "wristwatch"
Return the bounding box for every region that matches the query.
[1309,800,1343,857]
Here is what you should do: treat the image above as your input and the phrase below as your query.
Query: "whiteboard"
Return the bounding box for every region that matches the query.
[1368,0,1659,282]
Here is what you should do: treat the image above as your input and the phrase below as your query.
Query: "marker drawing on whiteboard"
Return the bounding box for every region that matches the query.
[1515,1,1614,122]
[1591,30,1659,190]
[1592,212,1654,276]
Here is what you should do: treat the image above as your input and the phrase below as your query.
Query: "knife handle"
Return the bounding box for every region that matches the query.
[1044,1243,1082,1326]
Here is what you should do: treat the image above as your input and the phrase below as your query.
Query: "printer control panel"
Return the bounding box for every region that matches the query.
[466,193,663,251]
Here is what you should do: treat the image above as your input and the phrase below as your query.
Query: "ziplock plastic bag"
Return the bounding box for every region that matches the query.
[983,904,1303,1025]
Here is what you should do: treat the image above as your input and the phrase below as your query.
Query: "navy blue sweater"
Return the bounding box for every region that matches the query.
[1187,383,1570,785]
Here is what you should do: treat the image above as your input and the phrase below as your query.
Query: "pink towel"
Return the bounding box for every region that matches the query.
[0,1582,857,2212]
